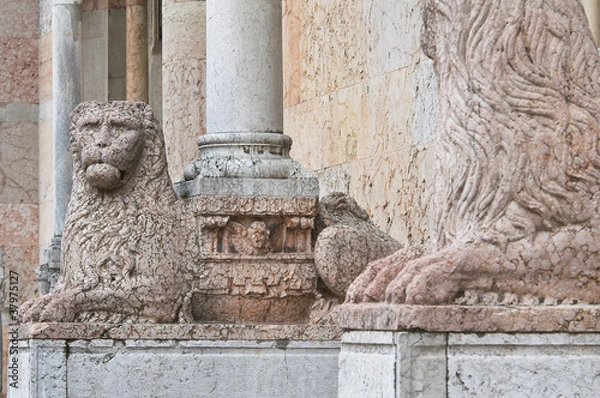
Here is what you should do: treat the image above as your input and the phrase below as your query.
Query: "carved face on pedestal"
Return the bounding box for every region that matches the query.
[77,116,145,191]
[248,221,270,252]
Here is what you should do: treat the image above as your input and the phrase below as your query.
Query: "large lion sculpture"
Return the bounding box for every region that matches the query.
[20,101,197,323]
[348,0,600,306]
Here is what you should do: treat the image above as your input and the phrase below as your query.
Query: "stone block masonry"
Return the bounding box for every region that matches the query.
[339,331,600,398]
[10,323,342,398]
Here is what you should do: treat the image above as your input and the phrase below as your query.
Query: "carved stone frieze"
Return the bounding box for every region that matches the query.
[198,214,314,256]
[191,194,318,216]
[188,193,319,323]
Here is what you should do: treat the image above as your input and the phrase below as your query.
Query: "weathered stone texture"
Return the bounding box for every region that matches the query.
[19,322,343,341]
[162,0,206,180]
[0,185,38,240]
[20,102,198,324]
[11,336,341,398]
[162,59,205,180]
[284,0,433,246]
[0,0,39,326]
[0,0,39,103]
[283,0,365,106]
[0,204,39,304]
[0,0,39,39]
[0,121,38,204]
[125,3,148,102]
[0,39,39,103]
[38,117,54,254]
[38,34,53,103]
[339,331,600,398]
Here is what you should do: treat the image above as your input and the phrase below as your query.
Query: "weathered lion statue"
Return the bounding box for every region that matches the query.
[348,0,600,306]
[20,101,197,323]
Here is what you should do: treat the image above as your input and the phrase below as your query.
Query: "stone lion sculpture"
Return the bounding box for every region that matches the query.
[20,101,197,323]
[348,0,600,306]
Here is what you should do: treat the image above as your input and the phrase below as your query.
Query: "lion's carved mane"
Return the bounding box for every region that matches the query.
[348,0,600,306]
[20,101,197,323]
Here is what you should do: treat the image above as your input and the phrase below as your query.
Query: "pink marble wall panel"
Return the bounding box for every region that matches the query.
[0,121,38,204]
[0,0,39,103]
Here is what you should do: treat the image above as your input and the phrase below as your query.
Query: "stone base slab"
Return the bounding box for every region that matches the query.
[335,303,600,332]
[10,323,342,398]
[18,322,343,340]
[339,331,600,398]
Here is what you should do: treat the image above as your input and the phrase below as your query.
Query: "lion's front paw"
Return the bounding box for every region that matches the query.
[345,246,424,303]
[383,243,508,305]
[18,294,55,323]
[384,255,461,304]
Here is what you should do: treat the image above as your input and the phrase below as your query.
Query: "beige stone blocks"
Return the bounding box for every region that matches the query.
[284,69,431,244]
[283,0,431,245]
[283,0,365,107]
[364,0,422,76]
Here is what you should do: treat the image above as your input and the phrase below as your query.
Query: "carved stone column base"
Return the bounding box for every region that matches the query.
[184,195,320,323]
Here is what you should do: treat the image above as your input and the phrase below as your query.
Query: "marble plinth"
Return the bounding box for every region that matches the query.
[10,323,342,398]
[339,331,600,398]
[335,303,600,332]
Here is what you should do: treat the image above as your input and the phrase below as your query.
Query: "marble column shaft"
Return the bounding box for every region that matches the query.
[179,0,317,191]
[126,0,149,102]
[206,0,283,134]
[52,0,83,236]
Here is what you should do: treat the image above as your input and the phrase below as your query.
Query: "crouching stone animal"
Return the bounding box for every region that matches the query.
[20,101,198,323]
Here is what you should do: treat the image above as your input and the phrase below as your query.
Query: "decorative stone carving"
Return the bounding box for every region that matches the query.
[183,132,315,181]
[314,193,402,299]
[36,236,62,295]
[346,0,600,308]
[187,194,319,324]
[19,101,197,323]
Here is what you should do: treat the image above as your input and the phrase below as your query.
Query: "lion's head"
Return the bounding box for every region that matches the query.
[70,101,168,194]
[61,101,186,293]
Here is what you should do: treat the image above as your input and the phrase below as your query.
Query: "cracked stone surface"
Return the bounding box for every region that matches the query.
[342,0,600,329]
[19,101,198,323]
[313,193,402,299]
[0,121,38,204]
